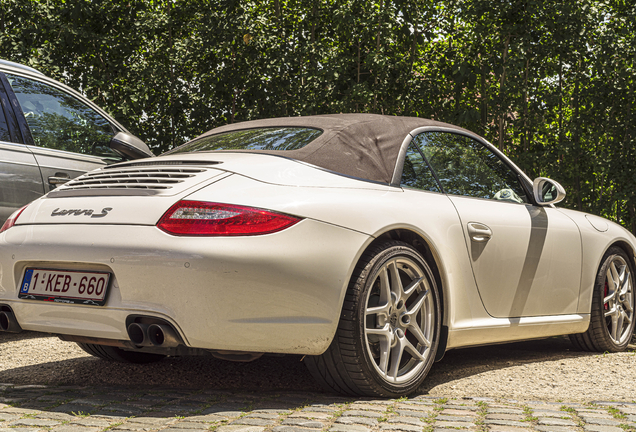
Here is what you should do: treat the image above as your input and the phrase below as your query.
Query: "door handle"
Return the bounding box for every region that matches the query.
[48,173,71,186]
[467,222,492,242]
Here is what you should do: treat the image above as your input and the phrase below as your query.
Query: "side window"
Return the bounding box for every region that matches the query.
[413,132,528,203]
[6,74,123,162]
[400,142,440,193]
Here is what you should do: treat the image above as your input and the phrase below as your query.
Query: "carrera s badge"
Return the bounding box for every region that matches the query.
[51,207,112,218]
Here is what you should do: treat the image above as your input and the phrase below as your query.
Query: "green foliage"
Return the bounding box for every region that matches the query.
[1,0,635,230]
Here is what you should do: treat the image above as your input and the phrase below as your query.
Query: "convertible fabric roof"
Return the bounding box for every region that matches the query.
[194,114,468,184]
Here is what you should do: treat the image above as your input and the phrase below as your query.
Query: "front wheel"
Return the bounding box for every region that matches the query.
[569,246,635,352]
[305,241,441,397]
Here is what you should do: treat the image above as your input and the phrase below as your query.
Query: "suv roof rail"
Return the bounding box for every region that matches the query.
[0,59,44,76]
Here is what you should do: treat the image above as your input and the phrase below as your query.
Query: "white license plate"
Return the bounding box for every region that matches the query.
[19,268,111,306]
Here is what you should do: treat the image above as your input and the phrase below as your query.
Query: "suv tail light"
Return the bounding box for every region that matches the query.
[157,201,301,236]
[0,204,29,234]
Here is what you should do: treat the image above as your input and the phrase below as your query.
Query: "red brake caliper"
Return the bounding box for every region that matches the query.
[604,281,609,310]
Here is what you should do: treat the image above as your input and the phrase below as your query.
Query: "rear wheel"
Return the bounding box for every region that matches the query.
[569,246,635,352]
[305,241,441,397]
[77,343,166,364]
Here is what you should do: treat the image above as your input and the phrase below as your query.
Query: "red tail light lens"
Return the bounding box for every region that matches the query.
[157,201,302,236]
[0,204,29,234]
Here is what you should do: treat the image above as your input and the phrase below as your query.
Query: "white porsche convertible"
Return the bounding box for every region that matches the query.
[1,114,634,397]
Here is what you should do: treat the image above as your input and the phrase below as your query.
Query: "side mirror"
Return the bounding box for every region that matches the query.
[109,132,154,160]
[533,177,566,206]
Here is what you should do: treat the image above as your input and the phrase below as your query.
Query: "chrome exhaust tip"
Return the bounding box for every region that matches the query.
[147,324,180,347]
[0,310,22,333]
[127,322,151,346]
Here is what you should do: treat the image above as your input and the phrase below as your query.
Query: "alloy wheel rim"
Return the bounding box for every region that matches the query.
[364,256,434,384]
[604,255,634,345]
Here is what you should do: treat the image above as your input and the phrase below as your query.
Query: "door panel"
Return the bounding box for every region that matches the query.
[450,196,582,317]
[0,142,44,221]
[28,147,107,193]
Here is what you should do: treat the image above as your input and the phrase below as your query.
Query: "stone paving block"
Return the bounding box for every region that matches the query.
[341,410,384,418]
[231,418,278,427]
[0,413,20,421]
[486,413,524,421]
[127,417,177,425]
[329,425,370,432]
[441,408,477,417]
[535,426,577,432]
[70,398,117,406]
[51,403,96,414]
[160,429,209,432]
[89,411,128,418]
[538,417,577,426]
[435,414,474,422]
[348,403,386,412]
[580,412,616,418]
[51,426,101,432]
[216,427,266,432]
[301,406,336,413]
[396,410,431,418]
[488,426,535,432]
[486,407,524,415]
[202,404,247,416]
[98,404,145,416]
[379,424,421,432]
[169,422,212,429]
[179,414,225,423]
[434,420,474,428]
[387,416,426,427]
[1,407,40,415]
[35,412,75,421]
[9,418,62,427]
[110,424,155,431]
[273,427,322,432]
[483,419,528,427]
[70,418,115,427]
[395,403,433,411]
[583,425,625,432]
[243,413,280,420]
[288,411,332,420]
[335,416,378,426]
[252,409,292,415]
[583,417,622,426]
[533,409,569,417]
[281,418,325,428]
[0,427,41,432]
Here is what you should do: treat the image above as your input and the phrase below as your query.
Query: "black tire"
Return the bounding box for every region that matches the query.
[305,240,441,397]
[76,342,166,364]
[569,246,636,352]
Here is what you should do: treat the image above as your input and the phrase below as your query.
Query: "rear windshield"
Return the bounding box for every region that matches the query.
[167,127,322,154]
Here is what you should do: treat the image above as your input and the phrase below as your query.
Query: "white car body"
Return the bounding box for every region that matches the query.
[0,114,634,396]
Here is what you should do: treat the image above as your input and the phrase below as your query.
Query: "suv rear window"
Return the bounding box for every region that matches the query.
[167,127,322,154]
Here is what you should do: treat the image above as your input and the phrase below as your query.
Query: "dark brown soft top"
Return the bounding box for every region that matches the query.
[193,114,466,184]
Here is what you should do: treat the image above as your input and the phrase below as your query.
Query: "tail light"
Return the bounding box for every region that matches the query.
[0,204,29,234]
[157,201,301,236]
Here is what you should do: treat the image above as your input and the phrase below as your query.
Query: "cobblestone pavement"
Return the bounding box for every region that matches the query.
[0,384,634,432]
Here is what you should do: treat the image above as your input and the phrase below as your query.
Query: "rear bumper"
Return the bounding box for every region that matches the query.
[0,219,370,355]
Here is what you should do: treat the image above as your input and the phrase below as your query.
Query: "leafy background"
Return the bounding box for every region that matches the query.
[1,0,635,230]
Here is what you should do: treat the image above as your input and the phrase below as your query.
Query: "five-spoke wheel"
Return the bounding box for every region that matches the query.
[305,241,440,397]
[569,246,636,352]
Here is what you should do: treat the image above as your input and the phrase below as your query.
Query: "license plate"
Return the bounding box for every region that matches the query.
[19,268,111,306]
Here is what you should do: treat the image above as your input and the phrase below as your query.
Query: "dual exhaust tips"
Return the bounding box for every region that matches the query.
[127,322,180,348]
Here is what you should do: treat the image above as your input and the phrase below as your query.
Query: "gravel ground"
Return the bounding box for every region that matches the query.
[0,331,635,403]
